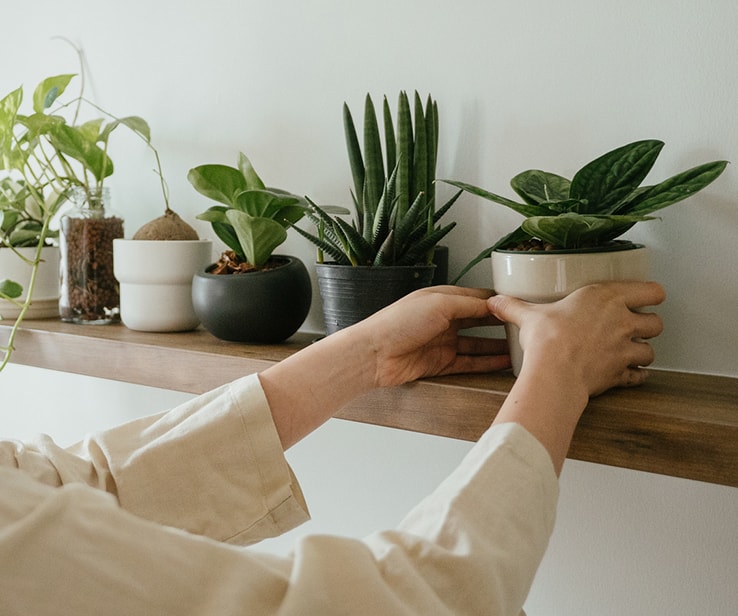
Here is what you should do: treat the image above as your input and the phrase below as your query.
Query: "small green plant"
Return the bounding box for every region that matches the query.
[291,91,460,266]
[188,152,308,271]
[0,44,164,371]
[443,139,728,281]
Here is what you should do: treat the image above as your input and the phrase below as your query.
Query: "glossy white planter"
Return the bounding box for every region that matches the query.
[113,239,212,332]
[491,244,650,375]
[0,246,60,319]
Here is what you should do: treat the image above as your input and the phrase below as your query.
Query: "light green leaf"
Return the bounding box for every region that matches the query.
[100,116,151,143]
[48,124,114,181]
[188,164,247,206]
[238,152,266,190]
[32,74,75,113]
[225,209,287,267]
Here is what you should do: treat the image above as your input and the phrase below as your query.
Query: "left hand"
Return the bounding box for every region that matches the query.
[348,285,511,389]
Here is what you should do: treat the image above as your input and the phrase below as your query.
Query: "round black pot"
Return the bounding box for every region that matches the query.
[315,263,436,334]
[192,255,312,343]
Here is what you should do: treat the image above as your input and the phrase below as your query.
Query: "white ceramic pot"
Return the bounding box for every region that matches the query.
[491,244,650,376]
[0,245,61,319]
[113,239,212,332]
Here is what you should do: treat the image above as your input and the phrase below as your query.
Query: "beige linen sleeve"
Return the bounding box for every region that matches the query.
[0,376,557,615]
[0,373,309,543]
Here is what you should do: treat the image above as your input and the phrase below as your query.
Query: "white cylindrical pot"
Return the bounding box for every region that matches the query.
[0,246,61,319]
[491,244,650,376]
[114,239,212,332]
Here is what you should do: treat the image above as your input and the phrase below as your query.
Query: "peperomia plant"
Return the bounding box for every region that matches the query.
[443,139,728,281]
[291,91,460,266]
[188,152,308,271]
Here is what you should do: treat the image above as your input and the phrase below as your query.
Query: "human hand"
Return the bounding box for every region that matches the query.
[348,285,511,389]
[488,281,665,398]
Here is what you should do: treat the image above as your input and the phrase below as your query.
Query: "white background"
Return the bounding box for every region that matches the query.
[2,1,737,614]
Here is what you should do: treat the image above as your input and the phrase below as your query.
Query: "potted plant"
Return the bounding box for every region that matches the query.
[188,152,312,343]
[443,139,728,374]
[291,91,461,333]
[0,177,62,321]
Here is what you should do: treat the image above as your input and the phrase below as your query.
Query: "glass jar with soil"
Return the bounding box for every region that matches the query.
[59,187,124,324]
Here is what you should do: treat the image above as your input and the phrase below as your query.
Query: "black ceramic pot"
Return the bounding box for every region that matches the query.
[192,255,312,343]
[315,262,436,334]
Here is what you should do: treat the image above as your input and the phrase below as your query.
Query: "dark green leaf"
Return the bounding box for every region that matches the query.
[570,140,663,214]
[521,213,651,248]
[511,169,571,204]
[0,278,23,299]
[450,226,530,284]
[343,102,365,215]
[616,160,728,216]
[395,91,413,218]
[440,178,551,218]
[363,94,384,215]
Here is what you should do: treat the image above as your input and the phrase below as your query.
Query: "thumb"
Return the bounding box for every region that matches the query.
[487,294,530,326]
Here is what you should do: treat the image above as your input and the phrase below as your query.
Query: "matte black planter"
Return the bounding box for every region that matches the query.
[192,255,311,343]
[316,263,436,334]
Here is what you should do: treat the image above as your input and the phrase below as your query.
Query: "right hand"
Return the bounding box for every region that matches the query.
[488,281,666,397]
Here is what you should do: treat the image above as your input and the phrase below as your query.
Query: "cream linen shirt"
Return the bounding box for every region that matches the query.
[0,373,558,615]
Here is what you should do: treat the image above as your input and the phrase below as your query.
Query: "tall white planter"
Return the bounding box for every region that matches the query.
[113,239,212,332]
[491,244,650,376]
[0,245,60,319]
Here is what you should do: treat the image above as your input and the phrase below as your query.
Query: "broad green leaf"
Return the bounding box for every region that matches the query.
[233,189,300,218]
[440,178,551,218]
[237,152,266,190]
[78,118,104,143]
[18,111,65,140]
[570,140,663,214]
[511,169,571,204]
[226,209,287,267]
[0,87,23,159]
[521,213,651,248]
[188,164,247,206]
[32,74,75,113]
[0,279,23,299]
[616,160,728,216]
[195,205,229,224]
[47,123,114,181]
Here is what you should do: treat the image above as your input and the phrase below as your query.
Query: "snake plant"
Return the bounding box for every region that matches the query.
[291,91,460,266]
[443,139,728,281]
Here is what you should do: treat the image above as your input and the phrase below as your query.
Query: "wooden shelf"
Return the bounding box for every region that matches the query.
[3,319,737,488]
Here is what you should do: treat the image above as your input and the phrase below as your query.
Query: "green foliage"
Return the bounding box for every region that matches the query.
[0,47,162,372]
[443,139,728,280]
[293,91,460,266]
[188,152,308,268]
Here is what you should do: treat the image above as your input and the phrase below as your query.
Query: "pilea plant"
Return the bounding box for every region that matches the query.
[188,152,308,272]
[291,91,461,266]
[443,139,728,281]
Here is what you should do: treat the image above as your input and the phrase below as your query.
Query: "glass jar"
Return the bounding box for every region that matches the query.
[59,187,124,324]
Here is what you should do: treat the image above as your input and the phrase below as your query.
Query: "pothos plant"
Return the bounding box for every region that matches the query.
[443,139,728,281]
[291,91,461,266]
[188,152,308,273]
[0,60,162,371]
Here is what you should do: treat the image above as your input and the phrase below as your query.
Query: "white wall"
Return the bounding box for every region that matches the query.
[2,1,737,614]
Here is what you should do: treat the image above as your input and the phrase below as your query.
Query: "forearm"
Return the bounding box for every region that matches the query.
[492,363,589,476]
[259,326,377,449]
